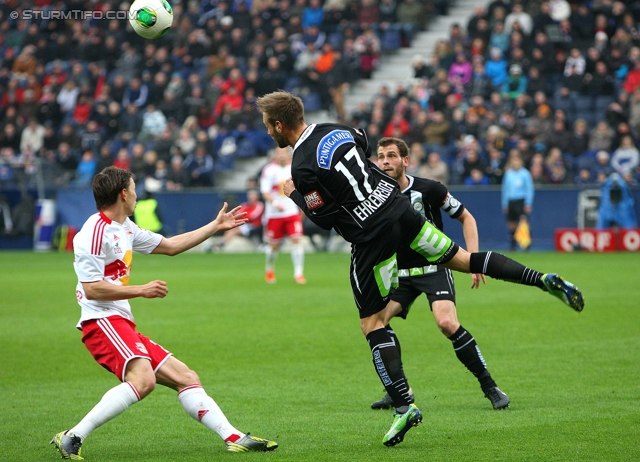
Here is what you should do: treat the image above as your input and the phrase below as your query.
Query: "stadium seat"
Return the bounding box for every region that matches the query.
[283,76,302,93]
[573,95,593,116]
[562,152,576,174]
[215,153,235,171]
[302,92,322,112]
[577,150,598,170]
[328,32,344,50]
[553,96,573,118]
[594,95,615,113]
[381,29,401,51]
[234,136,258,158]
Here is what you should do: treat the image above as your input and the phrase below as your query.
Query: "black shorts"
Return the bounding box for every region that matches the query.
[392,267,456,319]
[507,199,526,222]
[350,207,458,319]
[350,221,400,319]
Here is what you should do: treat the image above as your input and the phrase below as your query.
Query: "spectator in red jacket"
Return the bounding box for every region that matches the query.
[220,68,246,95]
[623,59,640,94]
[214,86,244,118]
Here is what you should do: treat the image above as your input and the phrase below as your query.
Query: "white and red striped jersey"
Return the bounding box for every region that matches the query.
[73,211,162,328]
[260,162,300,220]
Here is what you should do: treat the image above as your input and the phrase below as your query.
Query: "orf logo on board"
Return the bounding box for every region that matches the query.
[316,130,354,169]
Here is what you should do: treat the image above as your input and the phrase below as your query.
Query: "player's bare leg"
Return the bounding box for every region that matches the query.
[290,237,306,284]
[157,357,278,452]
[52,359,152,459]
[265,243,278,283]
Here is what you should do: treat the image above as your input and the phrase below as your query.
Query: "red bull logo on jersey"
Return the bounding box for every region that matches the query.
[316,130,354,170]
[104,250,133,285]
[135,342,148,354]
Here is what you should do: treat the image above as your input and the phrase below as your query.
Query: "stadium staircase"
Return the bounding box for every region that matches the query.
[343,0,487,116]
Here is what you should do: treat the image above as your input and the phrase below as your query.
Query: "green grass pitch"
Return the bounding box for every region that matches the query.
[1,250,639,461]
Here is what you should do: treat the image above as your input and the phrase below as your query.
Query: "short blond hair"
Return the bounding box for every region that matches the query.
[256,91,305,130]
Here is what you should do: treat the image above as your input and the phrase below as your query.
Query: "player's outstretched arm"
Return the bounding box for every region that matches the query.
[152,202,247,256]
[83,280,168,301]
[456,209,486,289]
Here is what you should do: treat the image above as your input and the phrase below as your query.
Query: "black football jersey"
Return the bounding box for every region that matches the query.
[397,175,465,268]
[289,123,410,244]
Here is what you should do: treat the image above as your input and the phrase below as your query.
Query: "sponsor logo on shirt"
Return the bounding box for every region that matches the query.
[316,130,354,169]
[304,190,324,209]
[113,234,120,242]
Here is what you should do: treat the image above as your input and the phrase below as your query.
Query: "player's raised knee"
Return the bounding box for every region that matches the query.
[181,369,201,387]
[134,374,157,398]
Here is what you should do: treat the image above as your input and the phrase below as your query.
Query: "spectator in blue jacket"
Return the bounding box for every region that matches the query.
[596,173,638,229]
[75,150,97,188]
[485,47,508,88]
[301,0,324,29]
[183,145,215,187]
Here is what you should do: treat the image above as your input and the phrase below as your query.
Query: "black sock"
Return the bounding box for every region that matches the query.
[470,251,544,289]
[366,328,412,410]
[385,324,401,357]
[449,325,496,391]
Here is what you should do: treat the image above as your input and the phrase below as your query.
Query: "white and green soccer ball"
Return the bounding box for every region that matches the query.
[129,0,173,39]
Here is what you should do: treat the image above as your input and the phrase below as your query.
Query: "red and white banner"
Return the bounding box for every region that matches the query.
[555,228,640,252]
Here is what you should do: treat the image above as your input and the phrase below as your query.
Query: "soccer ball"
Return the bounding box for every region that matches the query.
[129,0,173,39]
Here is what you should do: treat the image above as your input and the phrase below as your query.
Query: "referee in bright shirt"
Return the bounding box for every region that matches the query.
[51,167,277,459]
[501,152,534,250]
[375,137,509,410]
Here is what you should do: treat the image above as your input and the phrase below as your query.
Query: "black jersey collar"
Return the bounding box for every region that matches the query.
[293,124,316,153]
[402,174,415,193]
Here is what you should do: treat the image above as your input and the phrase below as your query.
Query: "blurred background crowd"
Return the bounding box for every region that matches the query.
[1,0,640,195]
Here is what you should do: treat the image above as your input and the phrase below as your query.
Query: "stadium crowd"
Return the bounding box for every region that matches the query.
[0,0,639,193]
[351,0,640,188]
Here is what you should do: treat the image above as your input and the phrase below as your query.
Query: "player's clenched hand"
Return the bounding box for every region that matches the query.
[470,273,486,289]
[141,280,168,298]
[214,202,248,231]
[283,178,295,197]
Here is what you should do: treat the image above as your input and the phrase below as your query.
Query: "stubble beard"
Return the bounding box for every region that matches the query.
[276,134,289,149]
